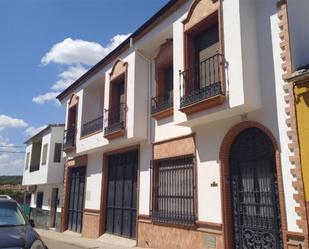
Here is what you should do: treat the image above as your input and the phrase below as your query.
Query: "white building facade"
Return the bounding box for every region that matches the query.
[57,0,309,248]
[22,124,65,231]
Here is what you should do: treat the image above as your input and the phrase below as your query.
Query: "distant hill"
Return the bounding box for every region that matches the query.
[0,175,22,185]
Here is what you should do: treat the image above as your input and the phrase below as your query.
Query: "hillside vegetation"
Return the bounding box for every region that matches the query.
[0,175,22,185]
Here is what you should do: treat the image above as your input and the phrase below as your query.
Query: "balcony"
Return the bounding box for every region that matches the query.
[104,104,126,140]
[63,129,76,152]
[151,94,173,119]
[179,53,225,115]
[81,116,103,138]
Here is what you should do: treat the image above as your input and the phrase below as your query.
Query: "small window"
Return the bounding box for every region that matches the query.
[25,153,30,170]
[36,192,44,209]
[41,144,48,165]
[152,156,195,226]
[53,143,62,163]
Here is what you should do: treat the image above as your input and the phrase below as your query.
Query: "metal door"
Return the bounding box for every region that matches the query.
[68,167,86,233]
[230,128,282,249]
[106,150,137,238]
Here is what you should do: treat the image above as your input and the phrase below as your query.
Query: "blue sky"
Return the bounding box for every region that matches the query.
[0,0,168,175]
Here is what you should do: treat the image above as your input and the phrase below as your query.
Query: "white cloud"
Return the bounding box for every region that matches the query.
[0,135,24,176]
[25,125,48,137]
[51,64,87,91]
[35,33,131,105]
[41,34,130,66]
[32,92,61,105]
[0,115,28,131]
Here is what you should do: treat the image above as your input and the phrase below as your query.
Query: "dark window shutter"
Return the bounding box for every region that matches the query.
[53,143,62,163]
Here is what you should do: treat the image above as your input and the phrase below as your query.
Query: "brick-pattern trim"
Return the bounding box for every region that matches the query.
[219,121,288,249]
[277,1,309,246]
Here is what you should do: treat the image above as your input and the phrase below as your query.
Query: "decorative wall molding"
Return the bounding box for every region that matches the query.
[277,1,308,247]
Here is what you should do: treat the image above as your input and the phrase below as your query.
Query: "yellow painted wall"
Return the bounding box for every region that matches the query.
[295,81,309,200]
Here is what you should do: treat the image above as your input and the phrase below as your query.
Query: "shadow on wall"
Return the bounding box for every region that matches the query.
[295,83,309,106]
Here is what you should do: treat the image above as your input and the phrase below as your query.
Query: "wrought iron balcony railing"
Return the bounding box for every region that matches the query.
[81,116,103,137]
[104,104,126,135]
[151,93,173,114]
[63,129,76,149]
[179,53,224,108]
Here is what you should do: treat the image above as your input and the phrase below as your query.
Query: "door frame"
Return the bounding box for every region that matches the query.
[100,145,140,241]
[219,121,288,249]
[67,166,87,233]
[49,188,58,228]
[61,155,88,233]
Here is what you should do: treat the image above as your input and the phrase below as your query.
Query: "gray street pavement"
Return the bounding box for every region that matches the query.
[36,229,146,249]
[42,236,87,249]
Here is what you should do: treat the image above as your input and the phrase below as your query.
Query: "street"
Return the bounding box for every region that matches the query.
[42,236,87,249]
[36,229,139,249]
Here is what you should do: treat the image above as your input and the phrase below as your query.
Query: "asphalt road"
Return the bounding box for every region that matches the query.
[42,236,88,249]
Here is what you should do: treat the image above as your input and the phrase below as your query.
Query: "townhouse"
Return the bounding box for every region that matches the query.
[56,0,309,248]
[22,124,65,231]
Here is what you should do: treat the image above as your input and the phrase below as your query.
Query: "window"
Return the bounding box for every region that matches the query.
[53,143,62,163]
[41,144,48,165]
[25,152,30,170]
[151,40,173,118]
[152,156,195,226]
[30,140,42,172]
[180,9,225,114]
[104,59,127,139]
[36,192,44,209]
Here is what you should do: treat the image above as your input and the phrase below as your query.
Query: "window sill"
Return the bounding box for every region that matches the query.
[151,107,173,120]
[179,94,225,115]
[150,219,196,230]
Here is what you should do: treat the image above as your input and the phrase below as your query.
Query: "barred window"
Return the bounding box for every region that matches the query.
[152,156,195,226]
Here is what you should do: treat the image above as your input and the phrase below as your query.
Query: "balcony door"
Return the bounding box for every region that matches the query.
[110,79,125,126]
[68,105,77,132]
[194,23,219,89]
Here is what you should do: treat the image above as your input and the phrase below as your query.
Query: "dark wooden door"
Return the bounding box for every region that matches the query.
[106,150,137,238]
[68,167,86,233]
[230,128,283,249]
[49,188,58,228]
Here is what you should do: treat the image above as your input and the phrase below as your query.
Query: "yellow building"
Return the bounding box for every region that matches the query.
[291,69,309,219]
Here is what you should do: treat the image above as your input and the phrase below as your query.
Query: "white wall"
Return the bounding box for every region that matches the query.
[46,126,65,184]
[81,80,104,125]
[30,184,63,212]
[23,130,51,185]
[23,126,65,186]
[84,152,103,210]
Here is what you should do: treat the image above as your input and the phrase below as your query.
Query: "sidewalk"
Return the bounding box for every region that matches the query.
[36,228,147,249]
